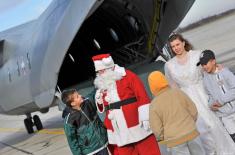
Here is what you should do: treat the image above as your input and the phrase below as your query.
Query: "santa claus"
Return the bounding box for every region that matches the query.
[92,53,161,155]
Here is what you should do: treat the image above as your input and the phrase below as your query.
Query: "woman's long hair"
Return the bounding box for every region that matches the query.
[168,33,193,51]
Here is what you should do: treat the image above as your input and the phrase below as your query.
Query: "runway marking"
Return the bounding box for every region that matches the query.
[37,129,64,135]
[0,128,65,135]
[0,141,33,154]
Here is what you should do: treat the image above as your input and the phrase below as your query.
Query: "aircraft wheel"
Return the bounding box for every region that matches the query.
[33,115,43,131]
[24,118,34,134]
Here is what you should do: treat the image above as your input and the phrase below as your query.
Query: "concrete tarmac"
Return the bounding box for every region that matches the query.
[0,106,169,155]
[0,107,70,155]
[182,10,235,72]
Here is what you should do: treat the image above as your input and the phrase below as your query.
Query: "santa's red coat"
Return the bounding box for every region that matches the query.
[95,68,152,146]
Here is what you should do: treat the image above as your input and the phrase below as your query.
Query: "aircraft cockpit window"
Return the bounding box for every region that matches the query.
[0,40,4,67]
[109,28,119,42]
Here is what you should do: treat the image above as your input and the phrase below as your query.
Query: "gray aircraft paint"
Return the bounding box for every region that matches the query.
[0,0,194,117]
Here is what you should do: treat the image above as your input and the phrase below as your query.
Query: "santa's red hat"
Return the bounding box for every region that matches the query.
[92,53,115,71]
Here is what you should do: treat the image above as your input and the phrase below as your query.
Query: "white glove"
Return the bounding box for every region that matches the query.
[141,120,151,131]
[95,89,103,105]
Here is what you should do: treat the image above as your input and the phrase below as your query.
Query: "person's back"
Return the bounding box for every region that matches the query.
[148,71,205,155]
[150,87,199,146]
[62,89,108,155]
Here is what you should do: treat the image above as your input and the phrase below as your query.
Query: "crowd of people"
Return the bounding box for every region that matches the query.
[61,33,235,155]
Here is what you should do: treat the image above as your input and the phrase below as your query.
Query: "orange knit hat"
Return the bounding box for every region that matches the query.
[148,71,168,96]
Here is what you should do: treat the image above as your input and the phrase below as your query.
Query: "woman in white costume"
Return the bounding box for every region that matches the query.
[164,33,235,155]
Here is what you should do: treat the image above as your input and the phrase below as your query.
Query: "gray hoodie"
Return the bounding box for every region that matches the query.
[203,67,235,117]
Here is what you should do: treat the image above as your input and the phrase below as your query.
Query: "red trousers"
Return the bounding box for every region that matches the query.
[108,134,161,155]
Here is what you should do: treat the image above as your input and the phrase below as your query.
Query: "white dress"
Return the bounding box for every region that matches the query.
[165,50,235,155]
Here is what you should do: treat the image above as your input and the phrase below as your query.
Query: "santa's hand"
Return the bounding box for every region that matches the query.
[95,89,103,104]
[141,120,151,131]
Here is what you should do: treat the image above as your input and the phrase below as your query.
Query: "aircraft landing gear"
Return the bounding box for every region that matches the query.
[33,115,43,130]
[24,113,43,134]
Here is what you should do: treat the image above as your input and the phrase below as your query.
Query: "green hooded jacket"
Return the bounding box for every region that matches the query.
[64,95,108,155]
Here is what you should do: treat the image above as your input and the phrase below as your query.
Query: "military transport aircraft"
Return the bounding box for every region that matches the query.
[0,0,194,133]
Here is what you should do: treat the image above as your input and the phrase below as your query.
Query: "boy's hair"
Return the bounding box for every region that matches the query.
[61,89,77,107]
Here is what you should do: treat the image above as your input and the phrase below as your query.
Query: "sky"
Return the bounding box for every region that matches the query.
[0,0,235,31]
[179,0,235,27]
[0,0,52,32]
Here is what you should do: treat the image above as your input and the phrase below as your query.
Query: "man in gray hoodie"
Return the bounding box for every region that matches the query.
[197,49,235,142]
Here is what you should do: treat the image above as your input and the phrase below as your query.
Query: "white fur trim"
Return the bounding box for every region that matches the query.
[103,57,113,65]
[87,142,108,155]
[108,111,114,120]
[94,56,114,71]
[95,101,105,113]
[138,104,150,121]
[107,109,152,146]
[114,64,126,76]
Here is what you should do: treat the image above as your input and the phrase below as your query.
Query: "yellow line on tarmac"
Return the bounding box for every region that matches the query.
[0,128,65,135]
[37,129,65,135]
[0,128,23,132]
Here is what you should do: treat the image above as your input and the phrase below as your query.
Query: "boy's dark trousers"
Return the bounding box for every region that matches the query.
[95,147,109,155]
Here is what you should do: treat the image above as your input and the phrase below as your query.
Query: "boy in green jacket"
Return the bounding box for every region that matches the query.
[62,89,108,155]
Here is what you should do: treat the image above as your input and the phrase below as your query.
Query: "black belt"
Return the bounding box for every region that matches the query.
[105,97,137,111]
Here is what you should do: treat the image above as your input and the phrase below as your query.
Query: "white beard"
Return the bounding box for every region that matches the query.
[94,69,123,90]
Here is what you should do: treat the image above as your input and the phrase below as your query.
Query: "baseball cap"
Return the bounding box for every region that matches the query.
[196,50,215,66]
